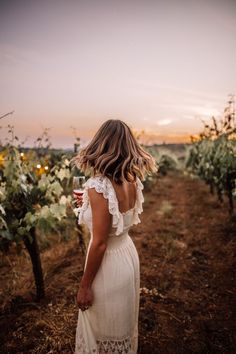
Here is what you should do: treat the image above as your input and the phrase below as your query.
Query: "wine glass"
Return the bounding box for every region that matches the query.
[73,176,86,212]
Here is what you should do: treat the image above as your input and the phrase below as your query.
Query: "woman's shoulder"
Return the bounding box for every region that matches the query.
[85,174,144,192]
[83,174,109,191]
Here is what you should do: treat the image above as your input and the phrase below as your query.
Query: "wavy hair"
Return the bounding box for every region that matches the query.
[70,119,158,184]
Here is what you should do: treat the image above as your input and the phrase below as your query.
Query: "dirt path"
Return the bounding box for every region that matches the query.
[0,171,235,353]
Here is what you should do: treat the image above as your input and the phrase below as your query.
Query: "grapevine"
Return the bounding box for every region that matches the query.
[0,143,72,300]
[186,95,236,214]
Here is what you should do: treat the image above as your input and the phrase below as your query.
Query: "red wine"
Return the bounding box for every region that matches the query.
[73,189,84,197]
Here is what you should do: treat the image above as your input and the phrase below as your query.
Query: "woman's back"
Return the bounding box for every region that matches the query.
[78,175,144,237]
[108,178,137,214]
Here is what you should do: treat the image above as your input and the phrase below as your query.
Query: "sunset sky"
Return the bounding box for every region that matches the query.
[0,0,235,148]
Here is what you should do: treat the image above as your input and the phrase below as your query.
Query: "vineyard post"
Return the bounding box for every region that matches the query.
[23,227,45,301]
[217,187,224,203]
[226,173,235,215]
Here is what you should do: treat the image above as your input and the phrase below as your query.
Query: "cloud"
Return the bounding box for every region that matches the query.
[191,106,220,117]
[0,43,47,66]
[155,119,173,126]
[130,80,226,103]
[183,114,195,120]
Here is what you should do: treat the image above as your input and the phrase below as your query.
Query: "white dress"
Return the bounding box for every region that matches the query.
[75,175,144,354]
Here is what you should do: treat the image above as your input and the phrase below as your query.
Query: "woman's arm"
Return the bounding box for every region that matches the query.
[76,188,112,310]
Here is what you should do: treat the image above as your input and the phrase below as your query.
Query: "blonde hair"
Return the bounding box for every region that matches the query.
[70,119,158,184]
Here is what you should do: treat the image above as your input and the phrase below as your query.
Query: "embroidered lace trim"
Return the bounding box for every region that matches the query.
[97,337,132,353]
[78,175,144,236]
[75,329,138,354]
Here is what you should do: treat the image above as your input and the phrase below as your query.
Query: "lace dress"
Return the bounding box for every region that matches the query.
[75,175,144,354]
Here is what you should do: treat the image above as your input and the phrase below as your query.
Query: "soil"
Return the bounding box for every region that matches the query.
[0,171,236,354]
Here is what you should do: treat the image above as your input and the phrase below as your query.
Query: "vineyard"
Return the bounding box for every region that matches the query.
[186,96,236,214]
[0,99,236,353]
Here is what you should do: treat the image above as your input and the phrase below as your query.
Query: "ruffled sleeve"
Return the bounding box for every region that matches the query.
[77,178,90,226]
[132,176,144,225]
[78,176,124,236]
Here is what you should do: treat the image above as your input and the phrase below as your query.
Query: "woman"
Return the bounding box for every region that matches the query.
[71,119,157,354]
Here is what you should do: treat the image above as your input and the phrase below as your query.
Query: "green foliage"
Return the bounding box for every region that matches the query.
[146,145,179,176]
[185,96,236,213]
[140,146,180,191]
[0,145,72,247]
[158,154,179,175]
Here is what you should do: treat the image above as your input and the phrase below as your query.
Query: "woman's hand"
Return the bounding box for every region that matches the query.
[73,192,83,208]
[76,285,93,311]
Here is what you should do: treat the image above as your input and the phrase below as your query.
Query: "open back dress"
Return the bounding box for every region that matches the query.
[75,175,144,354]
